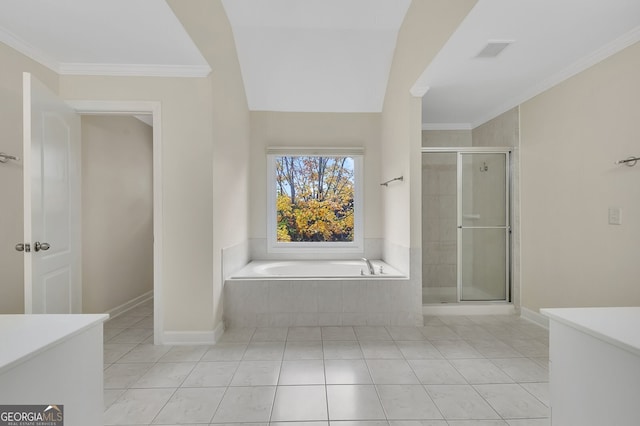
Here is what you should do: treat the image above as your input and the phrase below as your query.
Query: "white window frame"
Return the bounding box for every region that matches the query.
[266,147,364,254]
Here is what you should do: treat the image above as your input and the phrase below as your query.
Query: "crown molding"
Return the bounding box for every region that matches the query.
[422,123,472,131]
[470,25,640,128]
[58,63,211,78]
[0,25,211,78]
[0,26,60,73]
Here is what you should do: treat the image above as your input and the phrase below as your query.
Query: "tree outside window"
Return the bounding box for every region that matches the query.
[274,156,355,243]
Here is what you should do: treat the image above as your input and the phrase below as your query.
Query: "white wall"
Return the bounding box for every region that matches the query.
[60,0,251,336]
[520,41,640,312]
[248,111,382,257]
[381,0,476,272]
[168,0,252,327]
[0,42,59,314]
[81,115,153,314]
[379,0,475,322]
[61,75,215,334]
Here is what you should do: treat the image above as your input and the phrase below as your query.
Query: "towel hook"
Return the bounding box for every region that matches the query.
[615,156,639,167]
[380,176,404,187]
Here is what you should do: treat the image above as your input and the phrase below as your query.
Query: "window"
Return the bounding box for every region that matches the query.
[267,148,363,253]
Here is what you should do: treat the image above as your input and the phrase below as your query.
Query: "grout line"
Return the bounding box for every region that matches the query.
[321,338,330,422]
[104,315,550,423]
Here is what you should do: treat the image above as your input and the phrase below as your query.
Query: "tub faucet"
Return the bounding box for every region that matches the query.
[361,258,375,275]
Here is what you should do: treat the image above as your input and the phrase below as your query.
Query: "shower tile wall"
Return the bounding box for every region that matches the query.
[422,153,457,303]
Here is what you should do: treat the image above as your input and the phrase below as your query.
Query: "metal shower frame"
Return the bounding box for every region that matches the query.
[421,146,513,303]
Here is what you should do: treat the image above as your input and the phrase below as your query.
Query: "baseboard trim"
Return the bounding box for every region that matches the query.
[162,322,225,346]
[520,307,549,329]
[105,290,153,320]
[423,303,516,316]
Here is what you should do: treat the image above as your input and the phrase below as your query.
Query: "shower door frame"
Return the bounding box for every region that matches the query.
[421,147,512,303]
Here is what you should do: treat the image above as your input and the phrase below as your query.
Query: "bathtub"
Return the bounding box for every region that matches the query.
[230,259,405,279]
[224,259,419,328]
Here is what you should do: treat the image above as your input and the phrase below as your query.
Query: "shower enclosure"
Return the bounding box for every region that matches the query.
[422,148,511,303]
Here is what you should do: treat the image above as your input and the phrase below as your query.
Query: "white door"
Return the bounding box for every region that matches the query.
[22,72,81,314]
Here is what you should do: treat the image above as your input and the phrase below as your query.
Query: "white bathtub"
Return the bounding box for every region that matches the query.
[230,259,405,279]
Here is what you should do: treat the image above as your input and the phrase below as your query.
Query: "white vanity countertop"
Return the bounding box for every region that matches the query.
[541,307,640,357]
[0,314,108,375]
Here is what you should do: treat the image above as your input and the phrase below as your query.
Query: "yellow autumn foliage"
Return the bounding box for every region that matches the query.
[275,155,355,243]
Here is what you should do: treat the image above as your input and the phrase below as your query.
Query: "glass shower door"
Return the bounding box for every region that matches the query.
[422,152,458,304]
[459,153,509,301]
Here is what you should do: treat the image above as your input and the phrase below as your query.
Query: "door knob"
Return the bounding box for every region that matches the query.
[15,243,31,252]
[34,242,50,252]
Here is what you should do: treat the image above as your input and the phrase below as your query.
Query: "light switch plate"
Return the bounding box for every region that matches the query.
[608,207,622,225]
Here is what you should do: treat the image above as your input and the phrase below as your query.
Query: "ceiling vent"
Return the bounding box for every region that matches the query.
[476,40,514,58]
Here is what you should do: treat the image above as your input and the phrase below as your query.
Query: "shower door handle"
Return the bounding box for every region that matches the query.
[458,226,508,229]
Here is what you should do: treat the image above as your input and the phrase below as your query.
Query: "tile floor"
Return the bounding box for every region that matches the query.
[103,300,550,426]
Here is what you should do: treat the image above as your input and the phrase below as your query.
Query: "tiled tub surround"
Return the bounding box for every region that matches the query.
[222,240,422,327]
[224,277,421,327]
[247,238,384,261]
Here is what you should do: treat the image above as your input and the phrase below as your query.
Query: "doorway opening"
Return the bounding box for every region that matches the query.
[81,114,154,336]
[70,101,163,344]
[422,147,511,305]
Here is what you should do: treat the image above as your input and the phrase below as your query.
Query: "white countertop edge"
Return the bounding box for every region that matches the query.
[541,308,640,358]
[0,314,109,376]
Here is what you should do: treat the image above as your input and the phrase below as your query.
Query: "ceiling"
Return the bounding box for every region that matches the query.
[221,0,411,113]
[0,0,210,77]
[0,0,639,126]
[418,0,640,129]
